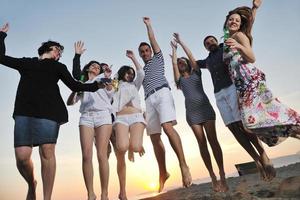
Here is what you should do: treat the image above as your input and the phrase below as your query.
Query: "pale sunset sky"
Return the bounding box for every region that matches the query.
[0,0,300,200]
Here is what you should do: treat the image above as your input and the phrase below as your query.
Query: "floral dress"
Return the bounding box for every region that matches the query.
[223,46,300,146]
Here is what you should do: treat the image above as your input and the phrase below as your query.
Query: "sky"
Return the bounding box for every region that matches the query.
[0,0,300,199]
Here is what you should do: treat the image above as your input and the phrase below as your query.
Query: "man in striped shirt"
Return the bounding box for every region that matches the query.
[138,17,192,192]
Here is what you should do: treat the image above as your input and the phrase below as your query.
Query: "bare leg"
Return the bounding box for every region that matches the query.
[227,122,267,180]
[115,151,127,200]
[203,121,228,192]
[240,124,276,181]
[15,146,37,200]
[95,125,112,200]
[39,144,56,200]
[191,124,219,192]
[114,123,130,200]
[79,125,97,200]
[150,134,170,193]
[128,122,145,162]
[162,122,192,188]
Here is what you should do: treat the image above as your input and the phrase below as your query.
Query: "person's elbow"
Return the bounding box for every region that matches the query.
[248,55,256,63]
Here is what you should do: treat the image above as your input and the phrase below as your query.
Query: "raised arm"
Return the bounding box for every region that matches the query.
[252,0,262,21]
[0,23,9,55]
[143,17,160,54]
[0,23,30,70]
[72,41,86,80]
[126,50,144,89]
[170,40,180,88]
[173,33,198,70]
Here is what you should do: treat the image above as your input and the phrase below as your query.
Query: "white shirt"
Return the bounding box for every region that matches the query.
[79,74,114,113]
[112,69,144,113]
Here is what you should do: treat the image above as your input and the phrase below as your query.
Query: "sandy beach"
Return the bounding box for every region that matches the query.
[139,162,300,200]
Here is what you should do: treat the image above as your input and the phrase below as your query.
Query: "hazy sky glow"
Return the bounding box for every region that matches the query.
[1,1,300,199]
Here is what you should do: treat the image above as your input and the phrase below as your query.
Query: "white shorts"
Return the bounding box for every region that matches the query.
[214,84,241,126]
[113,113,146,127]
[79,110,112,128]
[145,87,177,135]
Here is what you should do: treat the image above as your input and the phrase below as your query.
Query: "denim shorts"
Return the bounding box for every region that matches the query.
[14,115,60,147]
[214,84,241,125]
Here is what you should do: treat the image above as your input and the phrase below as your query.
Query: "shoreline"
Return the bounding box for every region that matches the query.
[139,162,300,200]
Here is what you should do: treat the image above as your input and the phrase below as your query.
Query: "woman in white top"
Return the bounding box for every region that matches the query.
[67,41,113,200]
[112,50,146,200]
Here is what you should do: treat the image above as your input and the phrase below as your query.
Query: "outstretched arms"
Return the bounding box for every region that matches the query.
[143,17,160,54]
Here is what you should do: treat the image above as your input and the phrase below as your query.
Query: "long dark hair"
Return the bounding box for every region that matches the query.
[117,65,135,82]
[81,61,102,82]
[223,6,254,45]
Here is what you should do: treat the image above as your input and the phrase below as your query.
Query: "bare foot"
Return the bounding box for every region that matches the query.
[100,194,109,200]
[219,176,229,192]
[158,172,170,193]
[260,153,276,181]
[88,193,97,200]
[118,193,128,200]
[128,150,134,162]
[26,180,37,200]
[255,161,267,181]
[138,147,145,157]
[128,147,145,162]
[181,166,192,188]
[210,175,220,192]
[264,164,276,181]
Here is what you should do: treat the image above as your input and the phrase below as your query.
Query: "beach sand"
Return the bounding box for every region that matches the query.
[139,162,300,200]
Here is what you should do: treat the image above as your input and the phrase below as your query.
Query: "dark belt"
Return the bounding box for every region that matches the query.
[145,83,170,100]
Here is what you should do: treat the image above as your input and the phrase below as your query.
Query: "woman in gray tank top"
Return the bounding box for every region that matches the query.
[171,33,228,192]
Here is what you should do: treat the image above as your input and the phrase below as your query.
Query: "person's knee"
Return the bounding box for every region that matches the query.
[82,150,93,163]
[97,150,108,162]
[116,142,129,154]
[15,147,32,162]
[16,156,30,167]
[150,134,161,144]
[40,144,55,160]
[162,122,174,135]
[197,136,207,147]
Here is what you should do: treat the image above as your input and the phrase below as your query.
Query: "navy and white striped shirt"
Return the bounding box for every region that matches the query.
[142,51,169,98]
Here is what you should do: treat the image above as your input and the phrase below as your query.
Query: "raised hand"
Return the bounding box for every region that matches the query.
[253,0,262,9]
[105,82,113,91]
[173,33,182,44]
[103,65,112,78]
[126,50,135,59]
[0,23,9,33]
[143,17,151,26]
[170,40,177,51]
[74,41,86,55]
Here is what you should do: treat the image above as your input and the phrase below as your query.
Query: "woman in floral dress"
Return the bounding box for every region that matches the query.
[223,6,300,147]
